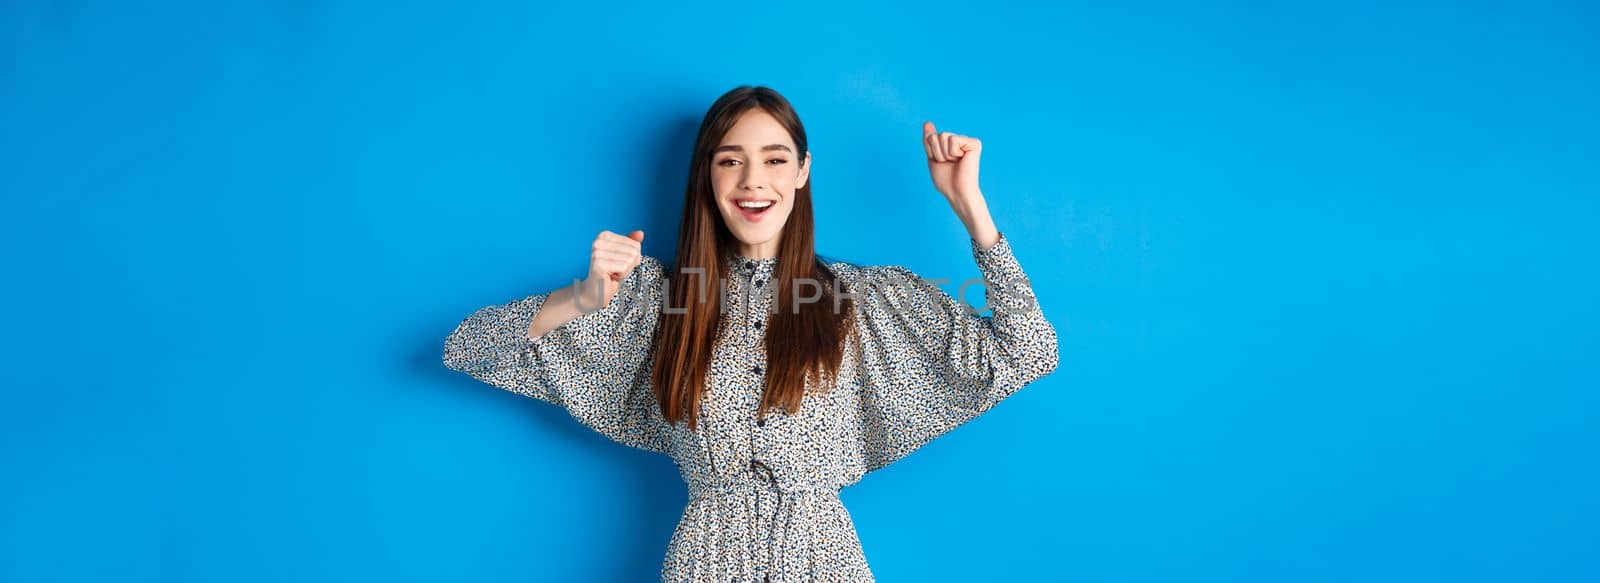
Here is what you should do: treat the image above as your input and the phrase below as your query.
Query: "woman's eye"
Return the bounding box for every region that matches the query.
[716,158,785,166]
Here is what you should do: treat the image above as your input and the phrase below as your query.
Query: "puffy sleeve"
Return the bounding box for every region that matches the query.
[441,256,672,455]
[850,231,1059,473]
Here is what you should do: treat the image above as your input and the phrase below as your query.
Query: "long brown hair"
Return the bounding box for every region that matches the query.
[651,85,854,432]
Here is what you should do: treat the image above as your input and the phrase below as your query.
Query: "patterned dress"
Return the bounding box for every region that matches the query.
[442,231,1059,581]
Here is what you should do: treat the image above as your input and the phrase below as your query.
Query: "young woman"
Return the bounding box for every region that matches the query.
[442,85,1059,582]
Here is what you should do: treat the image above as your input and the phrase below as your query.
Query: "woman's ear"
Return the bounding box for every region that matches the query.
[797,151,811,189]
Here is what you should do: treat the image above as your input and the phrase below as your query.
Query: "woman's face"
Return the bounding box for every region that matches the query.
[711,108,810,259]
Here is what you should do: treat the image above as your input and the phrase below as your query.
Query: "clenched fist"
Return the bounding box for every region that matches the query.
[923,120,983,203]
[578,229,645,312]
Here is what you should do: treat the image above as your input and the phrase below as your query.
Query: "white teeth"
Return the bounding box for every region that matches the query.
[737,200,774,209]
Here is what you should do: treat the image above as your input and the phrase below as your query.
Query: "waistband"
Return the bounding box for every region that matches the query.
[688,459,841,501]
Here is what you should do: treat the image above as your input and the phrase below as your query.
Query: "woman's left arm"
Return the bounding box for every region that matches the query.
[847,123,1061,474]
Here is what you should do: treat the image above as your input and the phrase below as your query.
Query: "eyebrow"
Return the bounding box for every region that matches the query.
[713,144,792,154]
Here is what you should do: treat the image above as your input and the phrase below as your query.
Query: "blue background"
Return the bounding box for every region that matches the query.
[3,1,1596,581]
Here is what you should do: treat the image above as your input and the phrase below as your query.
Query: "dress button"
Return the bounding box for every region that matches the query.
[744,260,754,271]
[757,417,767,427]
[751,365,762,375]
[754,320,763,330]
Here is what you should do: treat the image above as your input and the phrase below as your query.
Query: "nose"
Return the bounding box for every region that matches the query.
[738,170,766,192]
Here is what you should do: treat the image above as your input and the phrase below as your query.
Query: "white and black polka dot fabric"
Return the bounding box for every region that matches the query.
[442,231,1059,581]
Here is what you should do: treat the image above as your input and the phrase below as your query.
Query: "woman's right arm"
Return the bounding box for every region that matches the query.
[524,279,594,341]
[528,230,647,339]
[441,230,673,455]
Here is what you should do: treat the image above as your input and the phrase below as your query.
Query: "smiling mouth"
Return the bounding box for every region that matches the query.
[735,199,776,222]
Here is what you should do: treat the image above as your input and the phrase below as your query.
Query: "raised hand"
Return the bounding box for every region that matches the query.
[579,229,645,312]
[923,121,983,203]
[921,121,1000,249]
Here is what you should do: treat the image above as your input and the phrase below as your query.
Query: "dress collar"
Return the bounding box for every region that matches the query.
[724,251,779,278]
